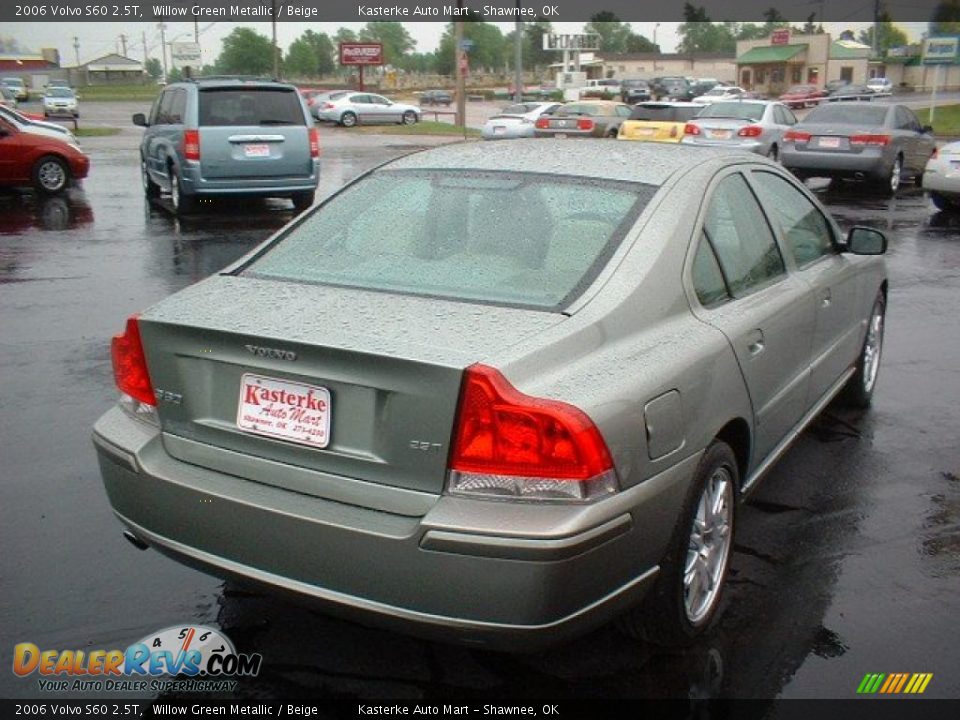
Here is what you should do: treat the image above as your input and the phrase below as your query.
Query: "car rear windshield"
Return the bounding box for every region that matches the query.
[697,102,765,121]
[629,105,699,122]
[806,104,888,125]
[241,170,655,311]
[198,87,305,126]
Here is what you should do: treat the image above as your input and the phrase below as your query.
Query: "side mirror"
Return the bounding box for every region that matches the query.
[921,124,934,134]
[846,226,887,255]
[132,113,148,127]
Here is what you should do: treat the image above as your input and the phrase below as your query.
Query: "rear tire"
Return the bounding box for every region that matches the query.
[930,192,960,212]
[340,111,357,128]
[169,167,194,216]
[32,155,70,194]
[840,291,885,408]
[876,154,902,195]
[291,191,314,214]
[619,441,737,645]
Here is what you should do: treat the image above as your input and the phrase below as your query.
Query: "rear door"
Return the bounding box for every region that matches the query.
[690,171,816,463]
[197,86,311,180]
[368,94,397,123]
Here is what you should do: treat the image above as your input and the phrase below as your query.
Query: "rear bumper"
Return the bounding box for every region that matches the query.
[180,160,320,197]
[682,138,766,154]
[781,147,888,176]
[922,164,960,195]
[93,406,698,650]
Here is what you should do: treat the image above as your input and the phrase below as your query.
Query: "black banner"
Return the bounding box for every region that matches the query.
[0,0,952,23]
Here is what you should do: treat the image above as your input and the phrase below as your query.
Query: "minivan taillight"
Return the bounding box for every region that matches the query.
[183,129,200,161]
[309,127,320,158]
[111,316,155,407]
[447,364,618,502]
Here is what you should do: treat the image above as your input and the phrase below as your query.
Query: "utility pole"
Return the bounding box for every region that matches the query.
[158,22,168,83]
[73,36,80,67]
[513,1,523,103]
[271,0,279,79]
[119,34,128,57]
[872,0,881,57]
[454,1,466,131]
[194,19,199,43]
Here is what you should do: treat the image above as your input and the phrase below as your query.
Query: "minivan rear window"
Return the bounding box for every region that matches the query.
[198,88,305,127]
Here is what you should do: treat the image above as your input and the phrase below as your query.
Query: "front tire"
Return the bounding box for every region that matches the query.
[340,111,357,128]
[33,155,70,194]
[840,291,886,408]
[767,144,779,162]
[619,441,737,645]
[141,158,160,198]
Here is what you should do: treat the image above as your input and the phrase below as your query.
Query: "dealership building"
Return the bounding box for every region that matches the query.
[736,32,871,94]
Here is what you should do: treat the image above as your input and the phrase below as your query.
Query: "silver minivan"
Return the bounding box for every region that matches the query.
[134,78,320,215]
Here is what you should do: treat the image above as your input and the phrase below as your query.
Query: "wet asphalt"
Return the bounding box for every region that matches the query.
[0,104,958,702]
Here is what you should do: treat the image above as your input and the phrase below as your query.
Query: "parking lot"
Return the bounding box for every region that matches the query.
[1,99,959,701]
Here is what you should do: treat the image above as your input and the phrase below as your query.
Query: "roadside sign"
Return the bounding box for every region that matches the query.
[339,43,384,66]
[459,39,474,52]
[771,29,790,46]
[542,34,600,51]
[923,37,959,64]
[170,42,201,69]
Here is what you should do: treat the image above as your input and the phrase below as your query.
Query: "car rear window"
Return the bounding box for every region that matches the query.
[697,102,765,121]
[198,87,305,126]
[806,104,888,125]
[629,105,699,122]
[241,170,655,311]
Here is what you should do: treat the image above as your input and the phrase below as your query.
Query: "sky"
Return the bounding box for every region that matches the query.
[2,20,932,68]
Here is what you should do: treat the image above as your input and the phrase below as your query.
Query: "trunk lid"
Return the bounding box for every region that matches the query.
[139,276,564,498]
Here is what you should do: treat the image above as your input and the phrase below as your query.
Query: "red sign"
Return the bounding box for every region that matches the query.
[339,43,384,66]
[771,29,790,46]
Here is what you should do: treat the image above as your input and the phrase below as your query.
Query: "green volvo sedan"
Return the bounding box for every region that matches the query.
[94,140,888,649]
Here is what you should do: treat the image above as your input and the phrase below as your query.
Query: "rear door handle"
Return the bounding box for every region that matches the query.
[747,329,765,356]
[821,288,832,307]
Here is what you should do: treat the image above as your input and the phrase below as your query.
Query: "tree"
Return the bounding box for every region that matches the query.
[284,30,335,78]
[523,20,555,69]
[359,22,415,67]
[838,29,857,42]
[930,1,960,36]
[436,18,507,75]
[584,12,635,54]
[857,14,908,53]
[215,27,274,75]
[144,57,162,79]
[677,6,736,54]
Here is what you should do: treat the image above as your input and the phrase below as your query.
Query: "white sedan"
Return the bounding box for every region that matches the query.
[692,86,748,104]
[482,102,561,140]
[923,141,960,211]
[315,92,420,127]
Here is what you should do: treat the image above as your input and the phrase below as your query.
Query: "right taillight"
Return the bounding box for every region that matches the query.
[182,129,200,161]
[576,117,594,131]
[535,117,550,129]
[849,133,891,146]
[308,127,320,158]
[447,364,618,502]
[784,129,812,143]
[684,123,701,136]
[111,316,156,407]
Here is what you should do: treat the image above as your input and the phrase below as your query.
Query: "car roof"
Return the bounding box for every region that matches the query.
[386,139,738,185]
[174,78,297,90]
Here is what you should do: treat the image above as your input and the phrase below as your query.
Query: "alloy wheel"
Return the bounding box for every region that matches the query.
[684,466,734,625]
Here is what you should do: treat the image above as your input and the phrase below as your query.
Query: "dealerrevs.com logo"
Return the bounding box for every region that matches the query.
[13,625,262,693]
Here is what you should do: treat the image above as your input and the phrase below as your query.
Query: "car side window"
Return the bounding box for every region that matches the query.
[615,105,632,117]
[350,95,369,105]
[168,89,186,124]
[750,172,835,267]
[691,235,731,308]
[148,94,162,125]
[895,106,921,132]
[155,90,174,125]
[370,95,390,105]
[703,173,786,297]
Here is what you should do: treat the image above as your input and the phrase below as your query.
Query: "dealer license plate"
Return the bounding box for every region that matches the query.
[817,137,841,149]
[709,129,732,139]
[237,373,331,448]
[243,144,270,158]
[494,126,506,135]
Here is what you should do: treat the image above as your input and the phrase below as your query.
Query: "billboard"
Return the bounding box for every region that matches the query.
[170,42,201,69]
[339,43,384,66]
[542,34,600,51]
[771,29,791,45]
[923,37,959,64]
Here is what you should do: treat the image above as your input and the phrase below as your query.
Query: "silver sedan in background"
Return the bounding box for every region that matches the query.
[923,141,960,211]
[780,103,936,194]
[316,92,421,127]
[681,100,797,160]
[482,101,561,140]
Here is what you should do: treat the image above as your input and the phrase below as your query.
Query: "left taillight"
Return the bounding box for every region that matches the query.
[447,364,618,502]
[577,117,595,131]
[737,125,763,137]
[309,127,320,158]
[182,129,200,161]
[111,316,156,407]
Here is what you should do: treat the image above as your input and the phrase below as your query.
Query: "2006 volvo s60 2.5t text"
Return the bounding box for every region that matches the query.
[94,141,888,650]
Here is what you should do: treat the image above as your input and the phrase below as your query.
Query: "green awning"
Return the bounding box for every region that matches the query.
[737,44,807,65]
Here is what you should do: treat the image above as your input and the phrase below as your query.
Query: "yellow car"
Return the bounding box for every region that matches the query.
[618,102,703,143]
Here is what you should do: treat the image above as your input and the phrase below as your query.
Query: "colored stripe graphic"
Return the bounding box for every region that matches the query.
[857,673,933,694]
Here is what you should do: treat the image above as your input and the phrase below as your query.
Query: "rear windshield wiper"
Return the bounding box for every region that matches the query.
[258,119,295,125]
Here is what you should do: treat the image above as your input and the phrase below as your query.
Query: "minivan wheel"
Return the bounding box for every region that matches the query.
[141,158,160,198]
[33,155,70,194]
[619,441,737,645]
[840,291,885,408]
[291,191,314,213]
[340,112,357,127]
[170,170,194,215]
[401,110,417,125]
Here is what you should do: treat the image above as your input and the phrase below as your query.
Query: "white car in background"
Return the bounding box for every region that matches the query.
[43,87,80,118]
[692,86,749,104]
[923,141,960,211]
[0,104,78,144]
[867,77,893,94]
[482,101,561,140]
[315,92,420,127]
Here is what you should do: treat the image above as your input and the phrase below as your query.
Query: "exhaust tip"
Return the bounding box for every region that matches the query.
[854,172,865,181]
[123,530,150,551]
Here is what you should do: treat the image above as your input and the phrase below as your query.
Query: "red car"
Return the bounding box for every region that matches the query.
[779,84,826,109]
[0,117,89,194]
